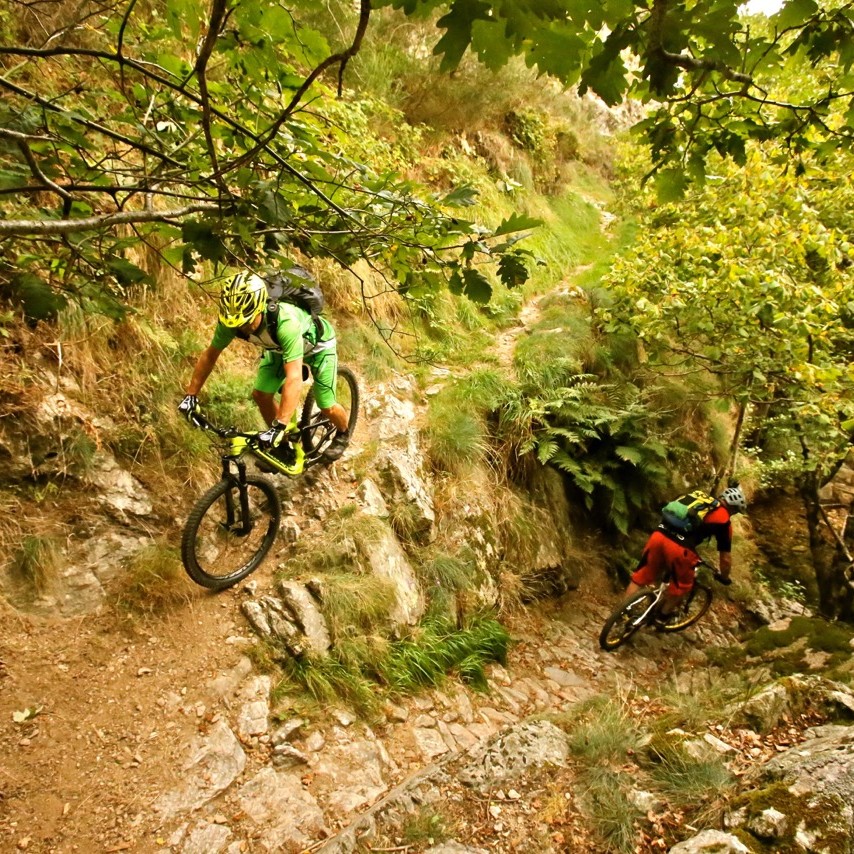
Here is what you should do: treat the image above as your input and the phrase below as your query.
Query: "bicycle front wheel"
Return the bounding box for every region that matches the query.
[599,591,658,651]
[181,475,281,590]
[659,584,713,632]
[300,365,360,459]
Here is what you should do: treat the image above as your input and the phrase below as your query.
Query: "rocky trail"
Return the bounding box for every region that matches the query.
[0,536,742,854]
[0,258,735,854]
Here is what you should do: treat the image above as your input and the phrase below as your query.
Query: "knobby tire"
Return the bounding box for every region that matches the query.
[181,475,281,590]
[300,365,360,461]
[599,590,658,651]
[658,583,713,632]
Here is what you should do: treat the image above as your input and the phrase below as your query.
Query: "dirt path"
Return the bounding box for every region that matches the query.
[0,555,740,853]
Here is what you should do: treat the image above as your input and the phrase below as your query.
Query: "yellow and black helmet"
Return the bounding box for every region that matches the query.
[218,272,267,328]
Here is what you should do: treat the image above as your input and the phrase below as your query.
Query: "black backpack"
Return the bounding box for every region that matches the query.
[660,490,720,538]
[237,265,325,346]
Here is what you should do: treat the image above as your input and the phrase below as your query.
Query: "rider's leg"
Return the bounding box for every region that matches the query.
[658,546,698,615]
[308,350,351,459]
[253,352,285,426]
[321,403,349,432]
[252,389,277,426]
[624,531,663,599]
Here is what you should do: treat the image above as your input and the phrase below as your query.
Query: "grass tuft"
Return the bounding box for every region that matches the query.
[381,615,509,694]
[8,534,62,596]
[579,767,641,853]
[559,695,643,763]
[111,541,192,616]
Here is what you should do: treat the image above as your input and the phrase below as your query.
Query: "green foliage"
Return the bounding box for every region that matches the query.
[402,807,451,846]
[577,767,640,854]
[602,144,854,496]
[379,0,854,188]
[648,743,734,807]
[203,373,265,431]
[560,696,644,763]
[280,654,381,715]
[425,388,491,474]
[745,616,854,659]
[380,615,509,693]
[517,378,673,534]
[275,614,508,713]
[0,3,538,322]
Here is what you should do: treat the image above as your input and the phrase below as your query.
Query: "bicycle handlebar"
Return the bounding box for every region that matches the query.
[188,411,253,439]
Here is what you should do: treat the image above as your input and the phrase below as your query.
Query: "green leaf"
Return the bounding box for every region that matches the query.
[11,274,68,321]
[461,268,492,303]
[441,185,480,207]
[181,222,226,263]
[773,0,819,30]
[434,0,493,72]
[654,169,689,202]
[107,257,148,286]
[497,252,529,287]
[493,212,542,236]
[615,445,644,465]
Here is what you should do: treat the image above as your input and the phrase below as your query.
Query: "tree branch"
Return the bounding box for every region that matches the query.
[216,0,372,177]
[15,138,71,199]
[0,203,222,236]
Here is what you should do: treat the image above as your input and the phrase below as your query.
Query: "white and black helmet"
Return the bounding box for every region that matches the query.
[720,485,747,515]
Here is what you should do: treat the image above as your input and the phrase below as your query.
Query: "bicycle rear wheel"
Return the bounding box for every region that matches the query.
[181,475,281,590]
[300,365,360,461]
[599,591,658,651]
[659,584,713,632]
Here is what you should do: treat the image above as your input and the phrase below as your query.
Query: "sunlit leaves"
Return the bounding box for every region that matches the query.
[601,142,854,488]
[381,0,854,190]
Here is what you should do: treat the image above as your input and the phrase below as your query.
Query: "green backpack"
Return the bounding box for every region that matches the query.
[660,490,720,536]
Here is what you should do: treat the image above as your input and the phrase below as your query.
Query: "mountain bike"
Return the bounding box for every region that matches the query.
[180,366,359,590]
[598,559,727,651]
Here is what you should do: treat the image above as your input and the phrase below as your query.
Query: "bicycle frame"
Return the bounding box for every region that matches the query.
[631,558,715,631]
[194,413,308,477]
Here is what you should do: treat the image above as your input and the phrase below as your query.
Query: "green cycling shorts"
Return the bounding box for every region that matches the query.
[254,347,339,410]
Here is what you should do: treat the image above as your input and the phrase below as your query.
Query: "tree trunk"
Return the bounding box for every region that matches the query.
[801,482,838,618]
[717,399,748,493]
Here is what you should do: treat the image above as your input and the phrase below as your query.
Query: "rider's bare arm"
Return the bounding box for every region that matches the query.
[187,346,222,395]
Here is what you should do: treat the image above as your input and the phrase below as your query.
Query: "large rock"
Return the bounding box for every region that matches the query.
[154,720,246,817]
[278,580,331,654]
[310,730,397,814]
[236,674,271,740]
[374,436,436,544]
[361,523,424,627]
[86,451,153,517]
[668,829,751,853]
[731,676,854,733]
[730,726,854,852]
[457,720,569,789]
[235,766,326,850]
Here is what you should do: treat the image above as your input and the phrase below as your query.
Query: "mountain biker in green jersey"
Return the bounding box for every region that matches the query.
[178,271,350,461]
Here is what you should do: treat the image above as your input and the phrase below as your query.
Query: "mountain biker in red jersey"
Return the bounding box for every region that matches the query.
[177,271,350,461]
[622,485,747,623]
